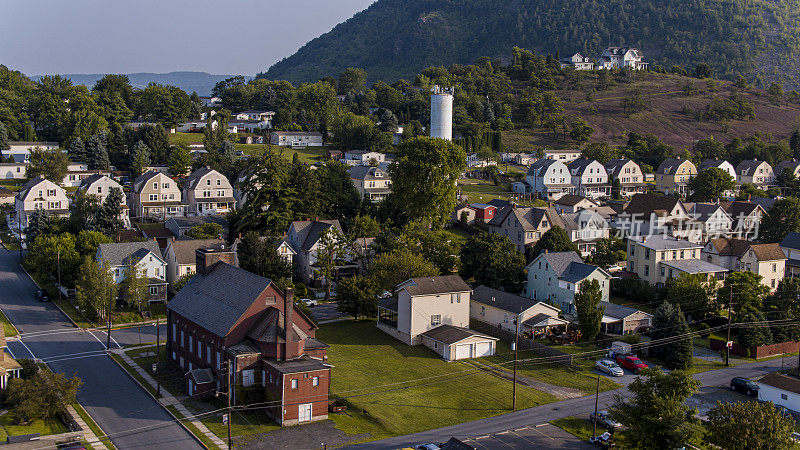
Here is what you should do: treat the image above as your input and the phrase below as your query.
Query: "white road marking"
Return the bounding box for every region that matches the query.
[17,339,37,360]
[87,330,110,349]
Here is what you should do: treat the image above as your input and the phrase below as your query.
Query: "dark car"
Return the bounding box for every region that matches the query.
[730,377,758,397]
[35,289,50,302]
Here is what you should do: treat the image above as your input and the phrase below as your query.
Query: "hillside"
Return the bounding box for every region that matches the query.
[30,72,252,96]
[262,0,800,88]
[502,72,800,152]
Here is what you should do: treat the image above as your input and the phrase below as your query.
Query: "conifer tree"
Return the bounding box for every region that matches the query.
[67,137,87,162]
[130,140,151,177]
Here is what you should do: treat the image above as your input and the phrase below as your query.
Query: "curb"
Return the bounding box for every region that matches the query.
[18,262,83,330]
[106,350,211,450]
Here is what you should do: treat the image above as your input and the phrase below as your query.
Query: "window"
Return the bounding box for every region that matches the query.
[149,194,158,201]
[180,330,184,346]
[189,336,193,353]
[548,276,552,285]
[680,250,685,259]
[217,352,221,370]
[782,393,788,400]
[630,245,635,256]
[451,294,457,304]
[672,251,677,259]
[163,183,169,189]
[644,265,649,277]
[291,379,298,389]
[645,249,650,260]
[217,179,221,186]
[153,182,158,190]
[149,286,158,296]
[312,376,319,387]
[431,315,441,326]
[172,323,176,340]
[206,346,211,363]
[480,306,485,316]
[772,263,777,273]
[198,341,203,360]
[533,289,537,299]
[772,279,776,288]
[115,268,121,277]
[660,266,665,276]
[433,342,438,349]
[206,179,211,186]
[97,186,102,194]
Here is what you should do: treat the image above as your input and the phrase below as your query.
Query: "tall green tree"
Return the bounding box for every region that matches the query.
[529,226,579,260]
[86,132,110,169]
[66,137,86,162]
[187,223,224,239]
[27,147,69,183]
[574,279,604,341]
[370,248,438,292]
[6,369,82,425]
[688,168,736,201]
[120,262,149,313]
[706,401,794,450]
[759,197,800,243]
[93,187,124,236]
[168,143,192,176]
[25,209,52,246]
[610,369,701,450]
[336,275,379,319]
[581,142,617,163]
[75,256,117,321]
[237,232,292,283]
[338,68,367,94]
[389,137,466,228]
[27,233,80,288]
[661,273,718,319]
[75,230,112,257]
[129,140,151,177]
[459,233,525,291]
[317,160,362,223]
[651,301,693,369]
[0,121,9,154]
[589,237,627,269]
[316,226,351,301]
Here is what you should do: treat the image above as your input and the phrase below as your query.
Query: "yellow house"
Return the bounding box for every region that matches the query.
[655,158,697,196]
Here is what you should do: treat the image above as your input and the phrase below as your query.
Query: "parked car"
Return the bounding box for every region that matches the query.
[301,298,318,307]
[615,355,648,373]
[589,431,615,448]
[590,410,622,430]
[35,289,50,302]
[595,359,624,377]
[730,377,759,397]
[414,444,440,450]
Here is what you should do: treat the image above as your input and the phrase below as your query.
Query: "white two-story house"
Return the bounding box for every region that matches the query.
[77,174,130,228]
[568,158,610,200]
[182,168,236,216]
[736,159,775,190]
[96,241,168,302]
[526,159,574,201]
[348,166,391,202]
[604,158,647,198]
[14,177,69,229]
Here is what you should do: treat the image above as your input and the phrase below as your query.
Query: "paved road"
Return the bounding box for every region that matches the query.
[352,355,797,449]
[461,424,590,449]
[308,302,346,322]
[0,249,201,449]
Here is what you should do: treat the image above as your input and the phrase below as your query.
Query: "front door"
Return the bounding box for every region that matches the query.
[242,369,254,387]
[298,403,312,422]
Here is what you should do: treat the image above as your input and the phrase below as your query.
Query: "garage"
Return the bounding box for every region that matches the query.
[420,324,498,361]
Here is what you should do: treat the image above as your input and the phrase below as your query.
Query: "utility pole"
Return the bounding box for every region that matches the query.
[512,318,519,411]
[17,218,22,262]
[227,359,232,448]
[155,318,161,396]
[106,283,113,350]
[593,374,600,437]
[725,285,733,366]
[57,248,61,302]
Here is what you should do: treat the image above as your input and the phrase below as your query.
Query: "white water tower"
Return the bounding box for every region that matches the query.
[430,85,454,141]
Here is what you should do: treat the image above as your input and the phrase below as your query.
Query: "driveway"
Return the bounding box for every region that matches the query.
[461,424,590,449]
[0,249,200,449]
[309,302,346,322]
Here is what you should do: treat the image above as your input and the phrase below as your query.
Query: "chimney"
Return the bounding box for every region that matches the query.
[284,287,296,360]
[195,245,237,276]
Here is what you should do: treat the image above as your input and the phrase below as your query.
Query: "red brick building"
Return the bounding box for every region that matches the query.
[167,245,331,426]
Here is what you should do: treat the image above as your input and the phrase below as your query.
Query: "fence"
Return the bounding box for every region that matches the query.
[710,338,800,359]
[470,319,573,365]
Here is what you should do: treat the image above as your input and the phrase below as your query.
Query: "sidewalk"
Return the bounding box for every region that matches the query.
[66,404,105,448]
[112,349,228,449]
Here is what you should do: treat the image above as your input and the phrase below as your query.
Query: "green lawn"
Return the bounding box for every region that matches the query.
[0,412,69,439]
[483,341,621,394]
[552,416,709,449]
[441,227,472,245]
[457,180,511,203]
[0,308,18,337]
[316,320,559,441]
[168,132,328,164]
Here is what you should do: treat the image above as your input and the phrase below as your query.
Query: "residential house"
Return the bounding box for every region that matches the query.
[376,275,497,360]
[488,206,561,253]
[553,194,598,214]
[526,159,574,200]
[77,174,130,228]
[0,329,21,392]
[14,177,69,229]
[686,202,734,242]
[613,193,701,242]
[234,110,275,123]
[163,238,225,290]
[718,201,766,240]
[568,158,610,199]
[698,159,738,197]
[655,158,696,196]
[0,162,26,180]
[470,285,568,336]
[165,215,229,238]
[627,235,727,287]
[774,160,800,179]
[96,240,168,302]
[780,232,800,278]
[452,203,497,226]
[0,187,14,206]
[703,238,785,290]
[343,150,385,166]
[601,303,653,335]
[604,159,647,198]
[167,246,330,425]
[348,166,391,202]
[4,141,59,163]
[62,169,112,188]
[560,53,594,70]
[270,131,323,147]
[130,171,185,220]
[559,209,611,256]
[757,373,800,414]
[543,149,582,163]
[228,119,272,133]
[736,159,775,189]
[182,167,236,216]
[524,251,611,314]
[597,47,648,70]
[199,96,223,107]
[286,220,357,285]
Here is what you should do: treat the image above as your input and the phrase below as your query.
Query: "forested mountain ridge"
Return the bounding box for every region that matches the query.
[262,0,800,88]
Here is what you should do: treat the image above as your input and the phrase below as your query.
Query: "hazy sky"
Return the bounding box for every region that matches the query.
[1,0,375,76]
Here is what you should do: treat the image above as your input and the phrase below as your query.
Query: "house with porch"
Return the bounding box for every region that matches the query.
[702,238,785,291]
[627,235,727,288]
[167,245,330,426]
[604,159,647,198]
[655,158,696,196]
[470,286,568,338]
[182,167,236,216]
[718,201,766,240]
[523,251,611,315]
[612,193,702,242]
[736,159,775,190]
[286,220,358,285]
[130,171,185,221]
[568,158,610,200]
[487,206,561,253]
[526,159,574,200]
[560,53,594,70]
[780,232,800,278]
[14,177,70,229]
[376,275,497,361]
[96,240,168,302]
[349,165,391,202]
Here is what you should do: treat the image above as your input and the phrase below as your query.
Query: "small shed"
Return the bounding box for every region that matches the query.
[758,373,800,413]
[600,302,652,335]
[420,325,498,361]
[187,368,216,399]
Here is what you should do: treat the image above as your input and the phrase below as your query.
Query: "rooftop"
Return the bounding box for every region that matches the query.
[758,373,800,395]
[661,259,728,274]
[471,286,546,314]
[398,275,471,297]
[420,325,497,345]
[629,235,701,251]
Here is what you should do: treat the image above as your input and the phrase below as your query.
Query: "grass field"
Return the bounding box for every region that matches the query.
[0,309,18,337]
[316,320,559,441]
[0,412,69,440]
[168,132,328,164]
[457,179,511,203]
[552,416,709,449]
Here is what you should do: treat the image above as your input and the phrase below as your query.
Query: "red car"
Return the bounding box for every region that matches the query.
[615,355,648,373]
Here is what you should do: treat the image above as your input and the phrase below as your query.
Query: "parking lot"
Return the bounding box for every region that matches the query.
[461,424,591,449]
[308,301,347,322]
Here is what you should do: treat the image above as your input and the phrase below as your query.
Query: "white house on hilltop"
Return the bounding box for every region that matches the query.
[14,177,69,229]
